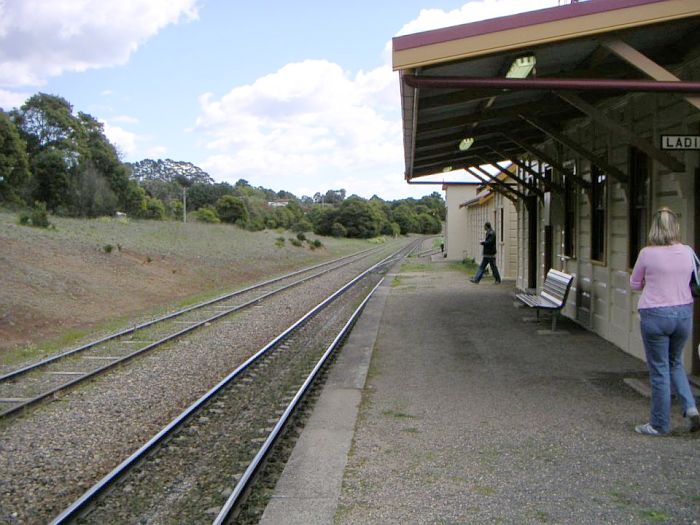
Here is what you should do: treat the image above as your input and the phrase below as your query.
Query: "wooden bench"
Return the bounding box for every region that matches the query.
[515,269,574,331]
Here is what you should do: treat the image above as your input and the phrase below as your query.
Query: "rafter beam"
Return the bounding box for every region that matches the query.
[500,133,591,191]
[417,101,571,133]
[419,89,501,110]
[602,38,700,111]
[518,115,628,184]
[556,92,685,173]
[489,146,565,195]
[474,160,543,198]
[466,167,520,204]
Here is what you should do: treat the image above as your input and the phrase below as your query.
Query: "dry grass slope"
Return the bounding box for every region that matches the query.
[0,211,373,364]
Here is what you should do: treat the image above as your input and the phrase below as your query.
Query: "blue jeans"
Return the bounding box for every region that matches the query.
[639,304,696,433]
[473,256,501,283]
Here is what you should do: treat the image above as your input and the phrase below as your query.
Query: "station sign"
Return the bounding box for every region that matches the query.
[660,135,700,150]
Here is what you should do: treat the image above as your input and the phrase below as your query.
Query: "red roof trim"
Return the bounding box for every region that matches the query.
[393,0,669,52]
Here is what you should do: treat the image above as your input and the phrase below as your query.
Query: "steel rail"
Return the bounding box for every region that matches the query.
[214,278,384,524]
[0,245,392,419]
[50,244,411,524]
[0,246,380,383]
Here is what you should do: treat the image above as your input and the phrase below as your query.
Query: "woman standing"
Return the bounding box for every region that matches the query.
[630,207,699,435]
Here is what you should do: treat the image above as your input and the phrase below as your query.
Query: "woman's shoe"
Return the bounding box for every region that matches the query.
[634,423,663,436]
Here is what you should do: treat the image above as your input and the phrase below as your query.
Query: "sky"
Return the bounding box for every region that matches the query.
[0,0,569,200]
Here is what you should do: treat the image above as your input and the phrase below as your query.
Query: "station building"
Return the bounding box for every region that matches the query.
[393,0,700,372]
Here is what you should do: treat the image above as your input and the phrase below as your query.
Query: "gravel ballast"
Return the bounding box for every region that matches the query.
[0,245,403,525]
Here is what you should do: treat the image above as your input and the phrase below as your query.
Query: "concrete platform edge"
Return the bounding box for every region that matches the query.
[259,277,392,524]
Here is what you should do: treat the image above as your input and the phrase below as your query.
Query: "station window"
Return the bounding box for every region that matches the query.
[543,165,552,193]
[590,165,606,262]
[563,162,576,258]
[628,148,650,267]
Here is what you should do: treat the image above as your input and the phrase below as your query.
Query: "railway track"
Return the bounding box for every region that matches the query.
[0,244,395,419]
[50,241,417,524]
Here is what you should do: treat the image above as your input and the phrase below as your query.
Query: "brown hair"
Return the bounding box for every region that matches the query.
[648,207,681,246]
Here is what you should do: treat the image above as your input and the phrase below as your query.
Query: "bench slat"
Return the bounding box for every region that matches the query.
[516,270,574,311]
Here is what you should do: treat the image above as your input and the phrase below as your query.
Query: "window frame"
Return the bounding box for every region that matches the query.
[563,161,577,259]
[590,164,607,263]
[628,147,651,268]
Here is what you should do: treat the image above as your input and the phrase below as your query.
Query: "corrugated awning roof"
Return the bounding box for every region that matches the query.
[392,0,700,183]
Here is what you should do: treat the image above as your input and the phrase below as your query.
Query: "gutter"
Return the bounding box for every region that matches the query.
[402,75,700,93]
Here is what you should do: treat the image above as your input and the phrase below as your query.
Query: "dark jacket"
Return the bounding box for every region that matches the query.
[481,228,497,256]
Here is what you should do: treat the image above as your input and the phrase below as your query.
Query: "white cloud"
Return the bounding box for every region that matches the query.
[196,59,403,198]
[101,119,168,160]
[146,146,168,158]
[0,0,199,88]
[395,0,564,36]
[112,115,139,125]
[101,121,138,157]
[194,1,572,199]
[0,89,30,110]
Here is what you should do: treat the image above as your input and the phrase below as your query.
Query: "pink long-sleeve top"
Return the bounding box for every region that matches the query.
[629,243,694,309]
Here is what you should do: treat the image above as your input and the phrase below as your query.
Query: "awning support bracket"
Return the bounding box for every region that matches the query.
[602,38,700,112]
[466,167,522,204]
[500,133,591,193]
[556,92,685,173]
[518,115,629,184]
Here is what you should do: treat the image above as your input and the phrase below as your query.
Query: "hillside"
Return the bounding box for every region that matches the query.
[0,211,372,363]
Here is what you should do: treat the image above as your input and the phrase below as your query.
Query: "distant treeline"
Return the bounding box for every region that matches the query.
[0,93,444,238]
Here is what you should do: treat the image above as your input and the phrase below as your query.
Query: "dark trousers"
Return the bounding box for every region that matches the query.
[473,256,501,283]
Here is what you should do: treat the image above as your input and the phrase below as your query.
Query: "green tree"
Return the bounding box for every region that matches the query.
[336,197,383,238]
[10,94,139,216]
[418,212,442,234]
[122,181,147,216]
[72,161,118,216]
[11,93,81,154]
[419,191,447,220]
[142,196,166,220]
[330,222,347,237]
[78,112,131,214]
[31,148,72,211]
[216,194,249,224]
[195,206,220,223]
[392,204,420,234]
[0,112,31,203]
[308,205,339,236]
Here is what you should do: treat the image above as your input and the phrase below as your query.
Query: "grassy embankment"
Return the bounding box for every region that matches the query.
[0,209,387,366]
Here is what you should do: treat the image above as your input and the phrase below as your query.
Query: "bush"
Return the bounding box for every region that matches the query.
[216,195,249,224]
[142,196,166,220]
[296,232,306,241]
[103,244,114,253]
[195,207,220,223]
[18,202,51,228]
[275,236,285,248]
[291,219,312,233]
[290,238,303,247]
[312,239,323,248]
[330,222,347,238]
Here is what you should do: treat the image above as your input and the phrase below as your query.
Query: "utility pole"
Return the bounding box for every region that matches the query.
[174,175,192,224]
[182,186,187,223]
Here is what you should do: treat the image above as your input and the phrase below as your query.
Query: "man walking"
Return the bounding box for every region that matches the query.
[470,222,501,284]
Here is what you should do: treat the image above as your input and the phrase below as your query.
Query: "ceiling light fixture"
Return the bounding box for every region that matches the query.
[458,137,474,151]
[506,55,536,79]
[442,166,453,173]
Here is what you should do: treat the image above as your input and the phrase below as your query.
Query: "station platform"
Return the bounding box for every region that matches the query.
[260,249,700,524]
